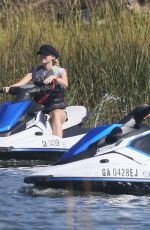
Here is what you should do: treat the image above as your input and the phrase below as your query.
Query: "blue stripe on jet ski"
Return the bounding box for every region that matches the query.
[128,146,150,157]
[46,177,150,183]
[11,148,69,152]
[127,132,150,157]
[127,132,150,146]
[0,101,31,132]
[60,124,122,162]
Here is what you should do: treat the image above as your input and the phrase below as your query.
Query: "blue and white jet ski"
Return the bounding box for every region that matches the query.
[24,104,150,195]
[0,85,88,166]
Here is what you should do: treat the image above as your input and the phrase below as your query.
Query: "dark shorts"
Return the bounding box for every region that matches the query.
[44,102,67,114]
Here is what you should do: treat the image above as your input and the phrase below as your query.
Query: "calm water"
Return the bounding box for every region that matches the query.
[0,166,150,230]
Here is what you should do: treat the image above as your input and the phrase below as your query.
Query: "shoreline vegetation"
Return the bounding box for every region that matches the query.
[0,0,150,126]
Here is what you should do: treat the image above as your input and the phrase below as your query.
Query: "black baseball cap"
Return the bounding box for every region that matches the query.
[37,44,60,58]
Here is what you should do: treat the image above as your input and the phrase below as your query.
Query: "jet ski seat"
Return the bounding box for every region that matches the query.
[105,104,150,144]
[27,101,44,116]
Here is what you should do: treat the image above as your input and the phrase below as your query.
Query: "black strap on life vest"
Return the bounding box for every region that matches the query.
[37,80,57,104]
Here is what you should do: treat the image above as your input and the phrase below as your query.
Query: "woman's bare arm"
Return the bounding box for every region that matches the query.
[11,73,32,87]
[43,70,68,88]
[57,70,68,88]
[3,73,32,93]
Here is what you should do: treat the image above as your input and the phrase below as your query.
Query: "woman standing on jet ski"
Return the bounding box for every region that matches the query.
[3,44,68,137]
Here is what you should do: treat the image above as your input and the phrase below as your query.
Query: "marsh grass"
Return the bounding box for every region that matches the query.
[0,1,150,125]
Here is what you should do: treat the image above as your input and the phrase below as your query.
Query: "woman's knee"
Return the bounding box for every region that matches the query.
[50,109,66,123]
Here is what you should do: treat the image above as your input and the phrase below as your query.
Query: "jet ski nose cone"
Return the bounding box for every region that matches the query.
[24,176,35,184]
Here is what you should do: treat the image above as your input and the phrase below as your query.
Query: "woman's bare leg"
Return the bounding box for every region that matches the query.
[50,109,67,137]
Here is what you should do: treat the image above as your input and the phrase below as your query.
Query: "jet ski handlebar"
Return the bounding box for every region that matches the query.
[119,104,150,127]
[0,84,58,96]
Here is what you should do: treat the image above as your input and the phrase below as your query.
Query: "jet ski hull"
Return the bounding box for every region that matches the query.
[24,127,150,194]
[24,105,150,194]
[24,175,150,195]
[0,147,67,167]
[0,85,88,166]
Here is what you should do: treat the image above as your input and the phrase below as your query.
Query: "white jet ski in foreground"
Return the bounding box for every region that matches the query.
[0,85,88,166]
[24,104,150,195]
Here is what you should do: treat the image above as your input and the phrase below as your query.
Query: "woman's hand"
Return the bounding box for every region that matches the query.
[2,73,32,94]
[2,87,10,93]
[145,114,150,119]
[43,75,58,85]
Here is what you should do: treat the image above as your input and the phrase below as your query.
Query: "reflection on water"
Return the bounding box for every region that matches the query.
[0,167,150,230]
